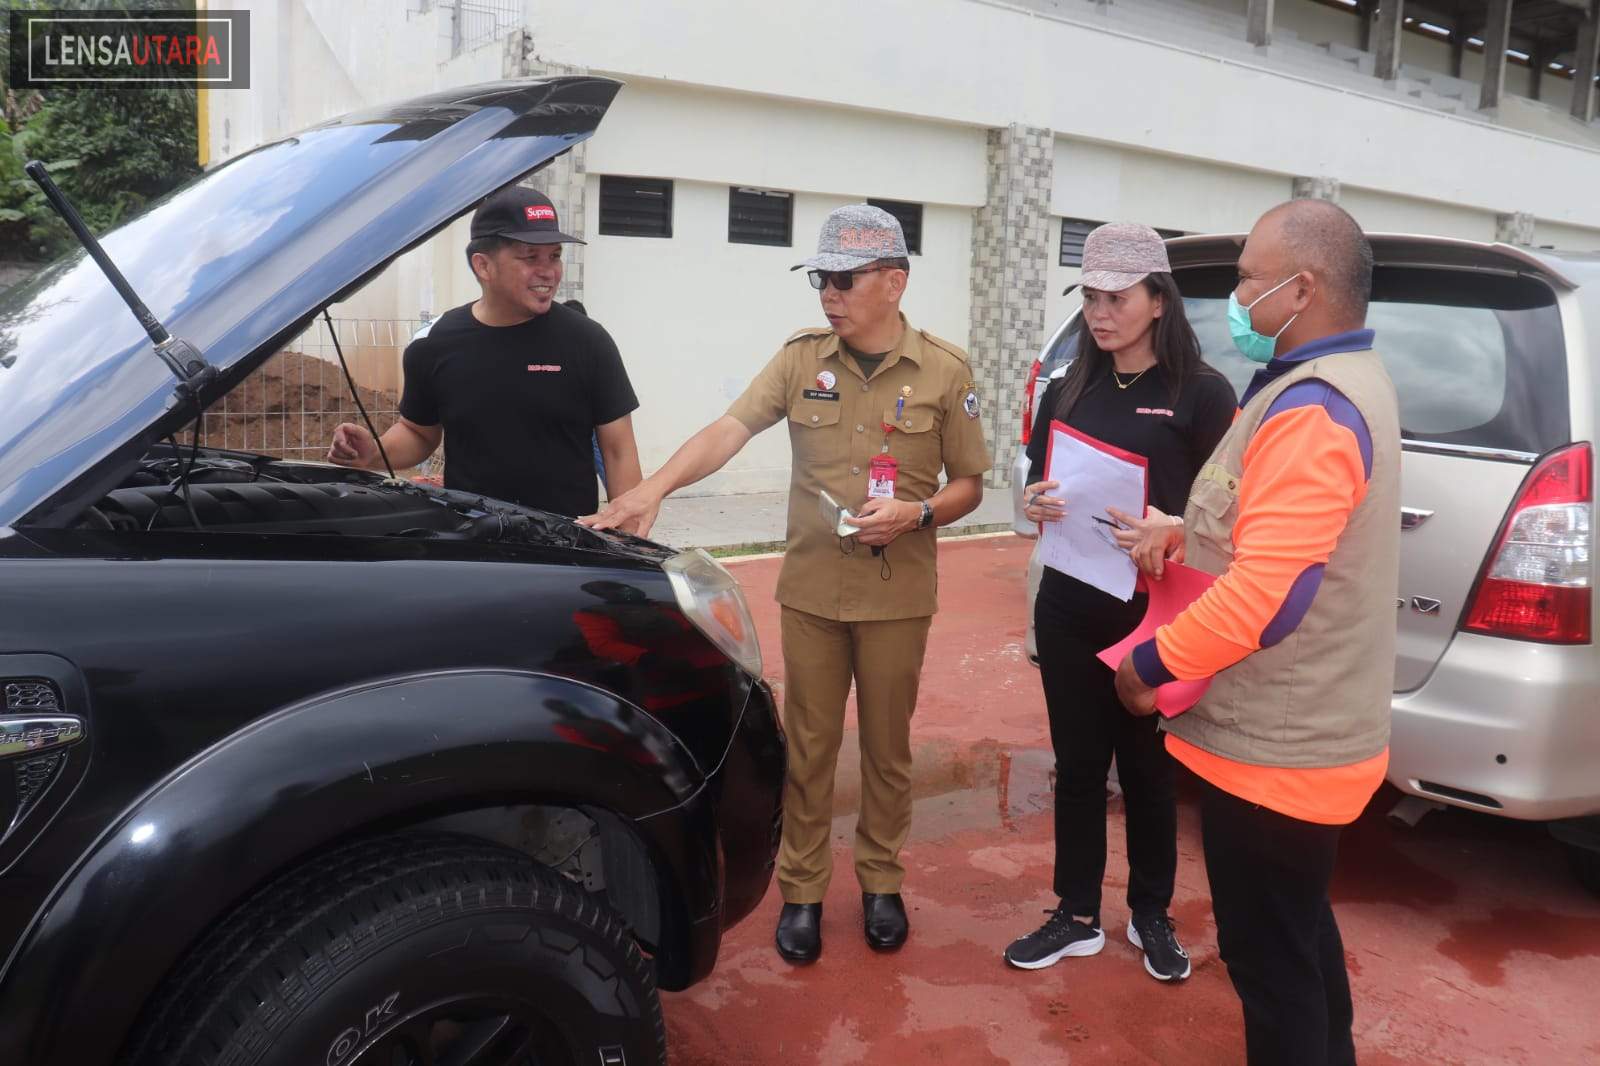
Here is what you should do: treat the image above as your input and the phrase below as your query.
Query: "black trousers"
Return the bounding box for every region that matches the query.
[1035,575,1176,922]
[1200,778,1357,1066]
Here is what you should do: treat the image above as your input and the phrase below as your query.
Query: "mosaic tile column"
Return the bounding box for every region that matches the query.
[1292,175,1342,202]
[968,124,1053,488]
[508,38,590,301]
[1494,211,1535,246]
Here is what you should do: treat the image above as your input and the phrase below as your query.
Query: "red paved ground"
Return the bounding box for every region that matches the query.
[664,535,1600,1065]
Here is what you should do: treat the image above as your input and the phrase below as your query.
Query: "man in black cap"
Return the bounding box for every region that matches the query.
[328,185,641,521]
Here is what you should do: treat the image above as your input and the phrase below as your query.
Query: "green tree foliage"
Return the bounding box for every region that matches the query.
[1,0,199,261]
[1,88,47,223]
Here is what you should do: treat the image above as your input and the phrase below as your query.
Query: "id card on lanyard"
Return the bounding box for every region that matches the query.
[869,406,900,499]
[867,452,898,499]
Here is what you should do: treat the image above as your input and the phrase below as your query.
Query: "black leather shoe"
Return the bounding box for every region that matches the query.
[775,902,822,963]
[863,892,908,951]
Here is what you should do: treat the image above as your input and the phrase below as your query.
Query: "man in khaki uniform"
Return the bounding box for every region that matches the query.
[583,204,990,963]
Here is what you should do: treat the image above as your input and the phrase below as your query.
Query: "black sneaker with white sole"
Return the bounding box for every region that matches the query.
[1127,913,1191,981]
[1003,908,1105,970]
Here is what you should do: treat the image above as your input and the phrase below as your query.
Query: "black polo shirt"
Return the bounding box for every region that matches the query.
[399,301,637,515]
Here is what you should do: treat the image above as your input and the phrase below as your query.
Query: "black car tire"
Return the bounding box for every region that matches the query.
[121,832,666,1066]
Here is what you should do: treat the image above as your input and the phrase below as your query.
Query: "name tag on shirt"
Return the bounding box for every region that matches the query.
[803,389,840,401]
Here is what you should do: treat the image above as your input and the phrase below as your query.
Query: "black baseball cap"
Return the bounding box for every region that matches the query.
[470,186,585,245]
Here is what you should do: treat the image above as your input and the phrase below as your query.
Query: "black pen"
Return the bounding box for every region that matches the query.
[1091,514,1122,528]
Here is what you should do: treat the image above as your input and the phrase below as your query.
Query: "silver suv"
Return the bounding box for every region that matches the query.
[1012,234,1599,890]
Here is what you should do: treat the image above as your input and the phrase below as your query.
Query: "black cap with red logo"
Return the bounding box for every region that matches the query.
[470,185,585,245]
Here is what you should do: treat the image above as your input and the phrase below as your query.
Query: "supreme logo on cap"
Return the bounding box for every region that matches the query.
[525,206,557,222]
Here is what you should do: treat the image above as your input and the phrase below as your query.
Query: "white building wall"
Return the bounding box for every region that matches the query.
[1336,187,1500,239]
[582,81,988,207]
[207,0,1600,493]
[1276,0,1363,51]
[1140,0,1546,103]
[212,1,497,163]
[211,1,513,335]
[586,178,975,495]
[524,0,1599,229]
[1537,220,1600,250]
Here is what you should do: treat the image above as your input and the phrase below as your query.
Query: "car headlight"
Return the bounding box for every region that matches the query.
[662,548,763,678]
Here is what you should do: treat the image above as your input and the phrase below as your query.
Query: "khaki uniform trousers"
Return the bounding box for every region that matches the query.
[777,605,932,903]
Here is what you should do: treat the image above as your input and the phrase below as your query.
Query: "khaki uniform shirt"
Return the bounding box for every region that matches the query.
[726,314,992,621]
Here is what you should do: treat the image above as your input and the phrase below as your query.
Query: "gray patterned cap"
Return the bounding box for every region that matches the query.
[792,203,907,272]
[1078,221,1172,292]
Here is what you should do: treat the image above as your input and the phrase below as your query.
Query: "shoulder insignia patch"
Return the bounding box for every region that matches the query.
[963,390,981,419]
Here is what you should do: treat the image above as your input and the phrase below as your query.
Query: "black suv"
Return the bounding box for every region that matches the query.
[0,78,784,1066]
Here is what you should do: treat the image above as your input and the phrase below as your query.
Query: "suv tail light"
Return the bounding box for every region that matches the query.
[1019,356,1043,447]
[1462,442,1592,644]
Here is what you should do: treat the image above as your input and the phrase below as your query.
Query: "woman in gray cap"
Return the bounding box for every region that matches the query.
[1007,222,1236,982]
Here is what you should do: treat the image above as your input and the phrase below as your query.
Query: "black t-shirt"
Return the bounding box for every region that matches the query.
[1026,364,1238,619]
[399,302,638,516]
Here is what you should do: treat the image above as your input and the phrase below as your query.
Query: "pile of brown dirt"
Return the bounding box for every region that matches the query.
[188,350,422,473]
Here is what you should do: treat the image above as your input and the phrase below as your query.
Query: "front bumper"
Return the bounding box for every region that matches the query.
[642,673,783,991]
[1389,632,1600,821]
[712,677,785,931]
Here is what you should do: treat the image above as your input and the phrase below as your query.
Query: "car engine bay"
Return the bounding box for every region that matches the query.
[80,446,642,552]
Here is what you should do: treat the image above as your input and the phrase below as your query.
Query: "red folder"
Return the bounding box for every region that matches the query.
[1096,562,1216,717]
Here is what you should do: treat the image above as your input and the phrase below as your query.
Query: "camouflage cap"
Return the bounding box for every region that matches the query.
[792,203,907,272]
[1078,221,1171,292]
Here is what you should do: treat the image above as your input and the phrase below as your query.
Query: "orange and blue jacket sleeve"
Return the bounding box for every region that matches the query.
[1132,381,1374,685]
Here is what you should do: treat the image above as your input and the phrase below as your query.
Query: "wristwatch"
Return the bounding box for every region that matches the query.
[917,500,934,530]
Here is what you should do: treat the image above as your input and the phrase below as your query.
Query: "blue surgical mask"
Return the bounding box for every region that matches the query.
[1228,274,1301,363]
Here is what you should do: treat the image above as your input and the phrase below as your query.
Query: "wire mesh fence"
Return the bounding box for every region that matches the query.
[447,0,521,57]
[189,317,442,477]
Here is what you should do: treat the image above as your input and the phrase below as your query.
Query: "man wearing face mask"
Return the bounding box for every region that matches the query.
[1112,199,1399,1066]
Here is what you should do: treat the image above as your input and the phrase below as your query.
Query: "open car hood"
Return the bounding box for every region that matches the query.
[0,76,621,529]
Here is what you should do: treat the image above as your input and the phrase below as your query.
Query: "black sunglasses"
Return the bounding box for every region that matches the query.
[806,266,896,291]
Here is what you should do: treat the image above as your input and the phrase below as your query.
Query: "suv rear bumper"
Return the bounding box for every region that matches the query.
[1390,632,1600,821]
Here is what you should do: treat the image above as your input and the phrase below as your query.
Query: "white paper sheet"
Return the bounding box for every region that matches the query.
[1037,423,1148,601]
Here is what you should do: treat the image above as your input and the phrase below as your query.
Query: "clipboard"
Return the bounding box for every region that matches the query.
[1044,421,1150,510]
[1039,421,1149,601]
